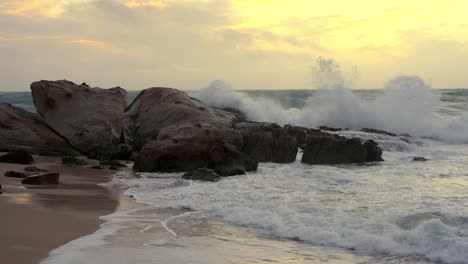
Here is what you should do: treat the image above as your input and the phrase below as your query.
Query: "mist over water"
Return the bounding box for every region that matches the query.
[193,59,468,143]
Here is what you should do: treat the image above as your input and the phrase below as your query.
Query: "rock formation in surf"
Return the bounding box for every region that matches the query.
[30,80,130,156]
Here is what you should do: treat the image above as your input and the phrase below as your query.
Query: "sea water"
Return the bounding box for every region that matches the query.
[1,80,467,264]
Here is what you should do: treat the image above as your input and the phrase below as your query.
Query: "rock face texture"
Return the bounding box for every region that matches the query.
[124,88,242,150]
[301,134,383,165]
[235,123,298,163]
[0,103,77,155]
[0,150,34,164]
[30,80,128,155]
[134,122,258,176]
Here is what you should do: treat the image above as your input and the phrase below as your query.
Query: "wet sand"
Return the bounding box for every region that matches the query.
[0,155,120,264]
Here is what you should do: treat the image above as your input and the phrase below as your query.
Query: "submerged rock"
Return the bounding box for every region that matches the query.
[0,150,34,164]
[124,87,241,150]
[134,122,257,176]
[24,166,48,172]
[235,122,298,163]
[0,184,2,194]
[0,103,78,155]
[412,156,428,162]
[62,156,88,166]
[182,168,221,182]
[21,172,59,185]
[301,134,383,165]
[361,128,397,137]
[31,80,129,155]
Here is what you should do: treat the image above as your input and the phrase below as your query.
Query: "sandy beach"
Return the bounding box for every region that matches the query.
[0,155,120,264]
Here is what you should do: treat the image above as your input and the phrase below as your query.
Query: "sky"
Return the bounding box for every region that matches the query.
[1,0,467,91]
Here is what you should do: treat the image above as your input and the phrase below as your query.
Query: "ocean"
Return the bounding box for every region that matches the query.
[1,84,468,264]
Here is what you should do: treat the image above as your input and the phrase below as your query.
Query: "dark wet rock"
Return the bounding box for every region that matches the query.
[0,150,34,164]
[361,128,397,137]
[284,125,308,148]
[301,134,383,165]
[0,184,2,194]
[31,80,129,155]
[182,168,221,182]
[4,171,31,178]
[90,165,104,169]
[412,156,428,162]
[319,126,343,132]
[235,123,298,163]
[24,166,48,172]
[124,87,241,150]
[109,166,119,171]
[134,122,257,176]
[0,103,79,156]
[62,156,88,166]
[21,172,59,185]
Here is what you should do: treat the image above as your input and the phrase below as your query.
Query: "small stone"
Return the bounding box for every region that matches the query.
[21,172,60,185]
[4,171,30,178]
[182,168,221,182]
[62,156,88,166]
[24,166,48,172]
[412,157,428,162]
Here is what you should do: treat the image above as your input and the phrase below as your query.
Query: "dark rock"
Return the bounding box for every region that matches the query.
[363,140,384,162]
[0,150,34,164]
[124,87,241,150]
[24,166,48,172]
[182,168,221,182]
[284,125,308,148]
[90,165,104,169]
[109,166,119,171]
[62,156,88,166]
[319,126,343,132]
[21,172,59,185]
[412,156,428,162]
[134,122,257,176]
[5,171,30,178]
[31,80,130,155]
[0,184,2,194]
[361,128,397,137]
[235,123,298,163]
[0,103,79,156]
[301,134,384,165]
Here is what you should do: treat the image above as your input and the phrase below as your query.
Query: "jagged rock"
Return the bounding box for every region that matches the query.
[412,156,428,162]
[0,103,78,155]
[235,123,298,163]
[124,88,242,150]
[4,171,32,178]
[62,156,88,166]
[134,122,258,176]
[319,126,343,132]
[0,150,34,164]
[21,172,59,185]
[30,80,129,155]
[182,168,221,182]
[24,166,48,172]
[361,128,397,137]
[301,134,383,165]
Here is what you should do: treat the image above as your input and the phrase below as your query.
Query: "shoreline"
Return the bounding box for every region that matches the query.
[0,155,121,264]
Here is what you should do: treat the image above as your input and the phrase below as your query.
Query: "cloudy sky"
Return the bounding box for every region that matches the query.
[1,0,467,91]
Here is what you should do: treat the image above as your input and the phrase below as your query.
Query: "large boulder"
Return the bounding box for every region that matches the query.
[235,123,298,163]
[0,103,78,155]
[0,150,34,164]
[124,88,242,150]
[301,134,383,165]
[134,122,258,176]
[30,80,129,155]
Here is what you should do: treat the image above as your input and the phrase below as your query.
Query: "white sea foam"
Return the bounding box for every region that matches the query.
[192,61,468,143]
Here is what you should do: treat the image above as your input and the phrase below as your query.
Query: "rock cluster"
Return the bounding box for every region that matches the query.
[0,80,387,181]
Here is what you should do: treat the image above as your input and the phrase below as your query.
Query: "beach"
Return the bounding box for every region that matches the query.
[0,155,120,264]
